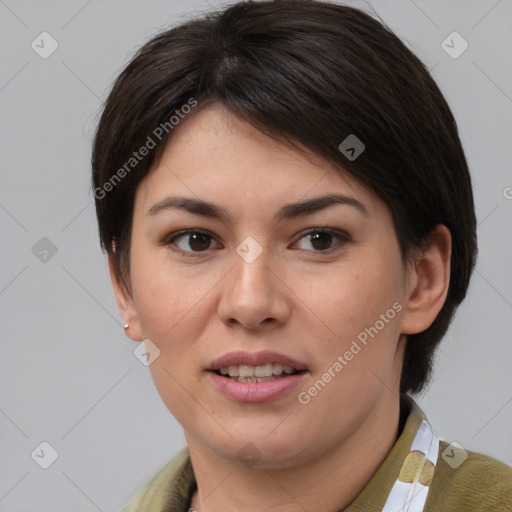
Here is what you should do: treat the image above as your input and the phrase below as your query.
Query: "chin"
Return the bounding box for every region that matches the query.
[213,428,310,468]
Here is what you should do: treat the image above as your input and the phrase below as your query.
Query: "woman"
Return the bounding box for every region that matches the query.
[91,1,512,510]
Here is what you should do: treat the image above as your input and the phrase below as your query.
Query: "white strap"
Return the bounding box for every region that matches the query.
[381,420,439,512]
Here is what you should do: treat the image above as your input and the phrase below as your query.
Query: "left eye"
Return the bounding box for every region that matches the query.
[294,229,350,252]
[164,229,349,255]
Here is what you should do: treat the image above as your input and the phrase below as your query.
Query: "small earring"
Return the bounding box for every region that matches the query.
[123,323,129,329]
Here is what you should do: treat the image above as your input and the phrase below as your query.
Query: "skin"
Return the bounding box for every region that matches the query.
[110,103,451,512]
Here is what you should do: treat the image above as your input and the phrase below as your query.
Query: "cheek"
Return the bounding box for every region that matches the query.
[131,266,179,339]
[307,255,403,359]
[129,241,207,337]
[134,280,213,348]
[129,256,223,395]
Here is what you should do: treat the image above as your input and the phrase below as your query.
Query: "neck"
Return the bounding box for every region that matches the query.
[187,393,402,512]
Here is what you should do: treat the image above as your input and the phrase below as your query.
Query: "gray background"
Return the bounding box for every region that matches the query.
[1,0,511,510]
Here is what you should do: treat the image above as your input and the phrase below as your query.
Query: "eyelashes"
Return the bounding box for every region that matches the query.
[162,228,351,257]
[292,228,351,252]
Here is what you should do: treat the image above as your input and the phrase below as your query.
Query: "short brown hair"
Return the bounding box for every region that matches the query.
[91,0,477,394]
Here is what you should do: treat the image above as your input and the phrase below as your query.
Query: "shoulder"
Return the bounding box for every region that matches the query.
[120,446,193,512]
[428,440,512,512]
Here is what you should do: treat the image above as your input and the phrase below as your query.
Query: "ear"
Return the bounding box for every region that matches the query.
[400,224,452,335]
[108,252,144,341]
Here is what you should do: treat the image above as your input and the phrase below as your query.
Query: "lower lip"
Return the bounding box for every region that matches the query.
[207,371,308,403]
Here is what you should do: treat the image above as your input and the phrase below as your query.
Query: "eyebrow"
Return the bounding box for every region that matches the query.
[146,193,369,221]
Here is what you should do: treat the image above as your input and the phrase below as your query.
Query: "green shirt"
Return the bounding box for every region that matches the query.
[121,396,512,511]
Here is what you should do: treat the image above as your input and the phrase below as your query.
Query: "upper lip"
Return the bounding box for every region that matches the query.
[208,350,308,371]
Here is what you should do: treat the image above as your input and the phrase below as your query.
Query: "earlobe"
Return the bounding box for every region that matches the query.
[107,252,144,341]
[400,224,452,335]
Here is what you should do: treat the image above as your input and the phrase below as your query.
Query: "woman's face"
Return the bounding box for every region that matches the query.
[120,104,415,468]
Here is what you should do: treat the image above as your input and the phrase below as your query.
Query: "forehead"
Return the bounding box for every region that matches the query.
[134,104,382,218]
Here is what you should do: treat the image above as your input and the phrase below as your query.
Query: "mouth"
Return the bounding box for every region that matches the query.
[207,350,308,383]
[206,351,309,402]
[213,364,306,383]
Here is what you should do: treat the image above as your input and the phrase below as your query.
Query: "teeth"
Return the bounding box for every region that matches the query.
[218,363,299,380]
[238,365,254,378]
[272,364,283,374]
[238,375,279,383]
[255,364,273,377]
[253,375,276,382]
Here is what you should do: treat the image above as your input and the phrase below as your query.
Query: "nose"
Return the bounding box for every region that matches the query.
[217,246,291,331]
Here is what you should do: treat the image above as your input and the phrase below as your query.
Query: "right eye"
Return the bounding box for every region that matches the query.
[164,229,220,256]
